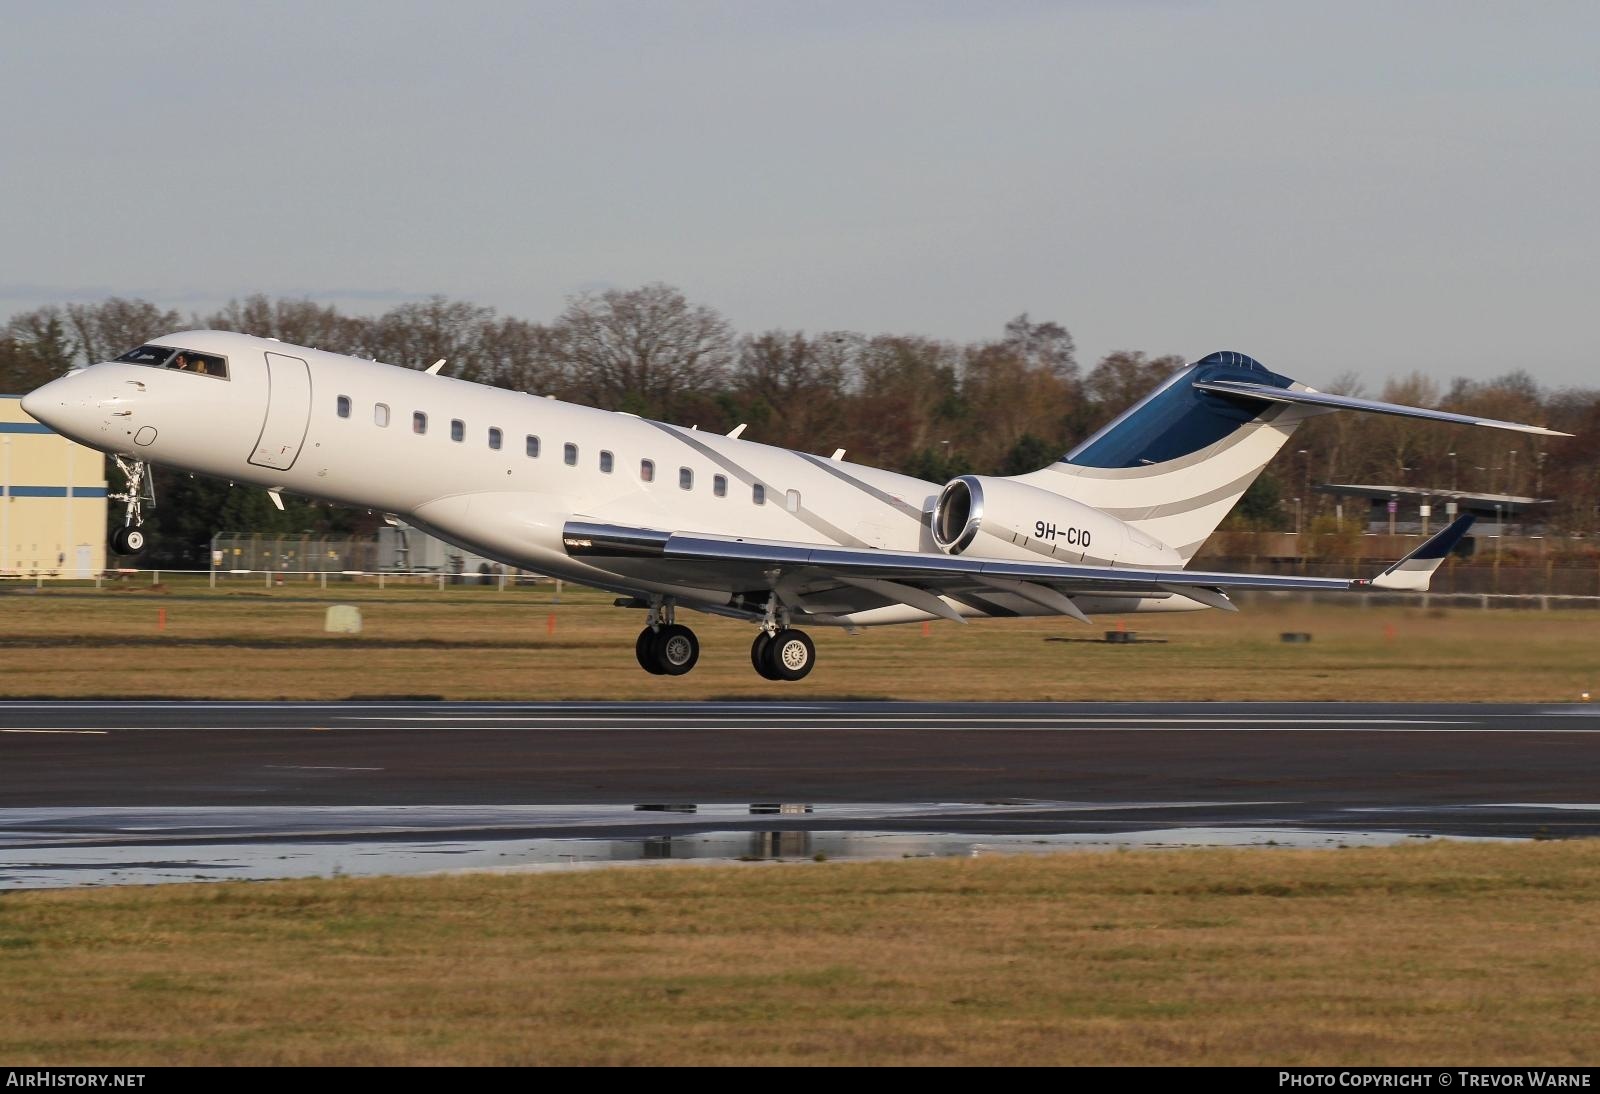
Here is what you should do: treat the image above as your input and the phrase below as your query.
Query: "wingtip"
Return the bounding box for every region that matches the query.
[1493,421,1572,438]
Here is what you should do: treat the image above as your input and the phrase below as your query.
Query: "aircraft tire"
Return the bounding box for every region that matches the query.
[112,526,147,556]
[765,628,815,682]
[751,632,781,680]
[653,624,699,676]
[635,627,667,674]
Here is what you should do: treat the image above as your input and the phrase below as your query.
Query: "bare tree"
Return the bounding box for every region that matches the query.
[958,340,1077,469]
[202,295,365,353]
[480,316,568,396]
[556,283,734,419]
[1003,313,1077,379]
[64,298,181,364]
[731,330,848,449]
[355,296,497,382]
[1081,350,1185,434]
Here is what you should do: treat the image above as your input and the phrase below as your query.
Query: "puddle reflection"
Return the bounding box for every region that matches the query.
[0,800,1530,891]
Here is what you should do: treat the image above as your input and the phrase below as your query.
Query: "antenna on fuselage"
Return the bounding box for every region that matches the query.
[425,358,447,376]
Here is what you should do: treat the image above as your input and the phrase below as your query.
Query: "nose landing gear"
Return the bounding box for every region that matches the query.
[109,455,153,558]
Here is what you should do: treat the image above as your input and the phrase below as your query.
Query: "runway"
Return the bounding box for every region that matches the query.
[3,701,1597,887]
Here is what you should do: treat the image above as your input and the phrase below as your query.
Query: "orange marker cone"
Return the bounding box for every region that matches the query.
[547,613,556,635]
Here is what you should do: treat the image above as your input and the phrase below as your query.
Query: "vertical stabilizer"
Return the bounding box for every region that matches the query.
[1014,352,1318,560]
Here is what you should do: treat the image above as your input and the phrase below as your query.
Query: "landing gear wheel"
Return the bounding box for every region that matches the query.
[751,632,780,681]
[636,627,666,675]
[764,628,815,682]
[111,526,146,556]
[652,624,700,676]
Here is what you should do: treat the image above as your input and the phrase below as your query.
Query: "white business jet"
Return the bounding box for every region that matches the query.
[21,333,1566,681]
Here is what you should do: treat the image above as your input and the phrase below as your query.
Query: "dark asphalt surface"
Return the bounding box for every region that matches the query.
[3,701,1598,841]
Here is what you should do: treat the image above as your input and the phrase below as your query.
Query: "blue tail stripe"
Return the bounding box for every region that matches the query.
[1404,514,1476,561]
[1063,351,1294,469]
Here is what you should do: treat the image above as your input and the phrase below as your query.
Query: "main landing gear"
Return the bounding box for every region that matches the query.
[629,596,818,681]
[750,628,815,682]
[749,591,815,681]
[634,600,700,676]
[109,456,153,557]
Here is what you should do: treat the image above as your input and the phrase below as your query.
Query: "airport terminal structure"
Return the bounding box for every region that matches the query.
[1,394,108,577]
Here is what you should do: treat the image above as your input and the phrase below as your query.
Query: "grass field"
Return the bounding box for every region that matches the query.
[0,842,1596,1065]
[2,577,1597,700]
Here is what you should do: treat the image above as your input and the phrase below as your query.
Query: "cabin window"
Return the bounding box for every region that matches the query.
[450,419,465,443]
[526,435,540,458]
[564,443,578,466]
[488,427,502,450]
[375,403,390,427]
[336,395,351,418]
[640,459,655,482]
[786,489,801,513]
[752,483,766,505]
[679,467,693,491]
[413,412,427,434]
[599,450,614,473]
[713,474,727,498]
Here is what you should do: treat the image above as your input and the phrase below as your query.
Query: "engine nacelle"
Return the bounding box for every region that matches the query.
[930,475,1181,568]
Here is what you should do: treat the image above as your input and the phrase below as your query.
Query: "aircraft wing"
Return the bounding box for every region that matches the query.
[563,515,1475,621]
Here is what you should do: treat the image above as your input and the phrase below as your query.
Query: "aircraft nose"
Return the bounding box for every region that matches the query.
[19,381,59,429]
[20,372,93,440]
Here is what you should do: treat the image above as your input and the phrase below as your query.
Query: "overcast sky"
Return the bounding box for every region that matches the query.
[2,1,1595,387]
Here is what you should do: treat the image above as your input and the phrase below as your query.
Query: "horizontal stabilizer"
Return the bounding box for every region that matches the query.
[1368,515,1476,591]
[1193,380,1571,437]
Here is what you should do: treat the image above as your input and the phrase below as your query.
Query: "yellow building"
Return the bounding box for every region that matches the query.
[2,394,109,577]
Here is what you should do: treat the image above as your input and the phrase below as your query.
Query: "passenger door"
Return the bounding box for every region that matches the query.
[249,352,313,471]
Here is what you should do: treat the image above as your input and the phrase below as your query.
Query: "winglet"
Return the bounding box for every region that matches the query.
[1368,515,1475,591]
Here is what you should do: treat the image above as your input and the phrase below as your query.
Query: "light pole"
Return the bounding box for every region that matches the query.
[1448,451,1457,492]
[1298,448,1311,523]
[1508,450,1519,496]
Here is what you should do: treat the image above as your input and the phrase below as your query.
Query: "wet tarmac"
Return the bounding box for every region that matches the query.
[3,701,1597,888]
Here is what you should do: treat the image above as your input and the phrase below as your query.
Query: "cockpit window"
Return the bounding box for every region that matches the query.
[116,344,175,367]
[166,350,228,378]
[115,344,229,380]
